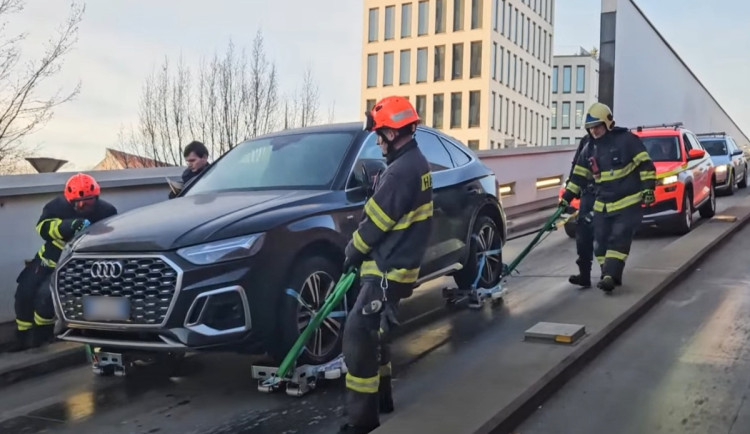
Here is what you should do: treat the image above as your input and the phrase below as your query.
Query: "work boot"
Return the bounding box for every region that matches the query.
[4,329,33,353]
[32,325,55,347]
[379,377,394,414]
[568,259,591,288]
[597,276,616,293]
[338,423,379,434]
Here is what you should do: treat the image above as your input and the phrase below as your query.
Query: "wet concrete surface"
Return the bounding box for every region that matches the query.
[516,203,750,434]
[1,193,747,434]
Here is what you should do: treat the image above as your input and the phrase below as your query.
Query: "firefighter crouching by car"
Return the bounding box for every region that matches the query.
[6,173,118,352]
[340,96,433,434]
[560,103,656,293]
[566,135,596,288]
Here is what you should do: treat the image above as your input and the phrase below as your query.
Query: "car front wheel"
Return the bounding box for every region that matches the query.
[454,215,503,289]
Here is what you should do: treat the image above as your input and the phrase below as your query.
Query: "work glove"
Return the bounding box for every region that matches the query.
[378,303,400,342]
[343,241,365,273]
[642,189,655,205]
[71,218,91,233]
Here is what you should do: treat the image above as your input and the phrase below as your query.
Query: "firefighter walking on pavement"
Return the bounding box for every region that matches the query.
[566,135,596,288]
[6,173,118,352]
[340,96,434,434]
[560,103,656,293]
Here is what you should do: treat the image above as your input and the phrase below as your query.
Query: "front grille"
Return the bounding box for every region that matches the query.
[56,256,179,326]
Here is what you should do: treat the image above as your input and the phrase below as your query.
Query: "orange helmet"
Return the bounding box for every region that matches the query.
[64,173,100,203]
[364,96,420,132]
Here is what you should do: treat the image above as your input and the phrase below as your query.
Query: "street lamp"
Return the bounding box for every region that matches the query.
[25,157,68,173]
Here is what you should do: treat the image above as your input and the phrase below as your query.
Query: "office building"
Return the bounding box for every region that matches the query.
[550,49,600,146]
[361,0,555,150]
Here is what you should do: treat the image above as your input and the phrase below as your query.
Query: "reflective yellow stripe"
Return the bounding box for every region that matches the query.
[573,165,591,177]
[598,162,637,182]
[52,239,65,250]
[596,256,605,265]
[593,191,643,213]
[657,164,688,179]
[34,312,55,326]
[605,250,628,261]
[640,170,656,181]
[16,319,33,331]
[393,202,433,230]
[360,260,420,284]
[379,362,392,377]
[36,218,63,240]
[352,231,370,254]
[365,199,396,232]
[633,151,651,165]
[566,182,581,195]
[346,373,380,393]
[37,246,56,268]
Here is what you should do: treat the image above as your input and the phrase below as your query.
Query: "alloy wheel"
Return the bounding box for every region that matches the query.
[295,271,343,359]
[684,194,692,229]
[475,223,503,287]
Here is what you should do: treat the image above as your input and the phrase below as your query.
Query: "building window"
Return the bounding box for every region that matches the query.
[543,29,548,63]
[450,92,462,128]
[416,95,426,120]
[367,54,377,87]
[436,0,446,33]
[563,66,571,93]
[453,0,464,31]
[525,61,529,96]
[401,3,412,38]
[433,93,444,128]
[368,8,379,42]
[575,101,584,129]
[400,49,411,85]
[551,137,557,146]
[552,66,558,93]
[492,0,497,30]
[561,137,570,145]
[507,1,512,38]
[498,47,504,83]
[470,41,482,78]
[513,54,517,90]
[491,42,497,80]
[417,48,428,83]
[498,94,503,132]
[385,6,395,40]
[514,7,518,44]
[505,98,509,134]
[526,16,530,51]
[532,23,536,56]
[471,0,483,29]
[506,49,511,86]
[418,1,429,35]
[551,101,557,129]
[434,45,446,81]
[469,90,480,127]
[520,12,525,49]
[383,51,394,86]
[501,0,506,35]
[366,99,376,111]
[576,65,585,93]
[468,140,479,150]
[562,101,571,128]
[511,102,516,137]
[491,91,496,130]
[452,43,463,79]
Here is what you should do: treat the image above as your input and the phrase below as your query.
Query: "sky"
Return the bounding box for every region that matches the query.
[5,0,750,171]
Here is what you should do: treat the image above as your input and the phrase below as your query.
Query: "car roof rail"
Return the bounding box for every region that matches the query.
[695,131,727,137]
[633,122,683,132]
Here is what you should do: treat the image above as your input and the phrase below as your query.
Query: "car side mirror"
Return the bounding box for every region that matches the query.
[354,159,387,197]
[688,149,705,160]
[732,149,744,156]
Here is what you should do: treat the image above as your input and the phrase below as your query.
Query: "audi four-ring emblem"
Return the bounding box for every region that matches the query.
[90,261,124,279]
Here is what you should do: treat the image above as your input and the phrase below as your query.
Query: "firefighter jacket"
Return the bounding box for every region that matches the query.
[562,127,656,215]
[34,195,118,268]
[566,136,595,196]
[345,139,434,287]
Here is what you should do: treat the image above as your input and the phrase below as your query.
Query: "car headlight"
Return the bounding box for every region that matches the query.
[177,234,265,265]
[660,175,678,185]
[715,165,728,173]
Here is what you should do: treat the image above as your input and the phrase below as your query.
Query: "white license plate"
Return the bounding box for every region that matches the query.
[82,296,130,321]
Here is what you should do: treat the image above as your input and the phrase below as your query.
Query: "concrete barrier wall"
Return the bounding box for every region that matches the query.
[0,147,575,323]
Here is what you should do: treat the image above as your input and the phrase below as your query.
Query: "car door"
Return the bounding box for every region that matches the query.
[727,137,745,179]
[684,133,711,204]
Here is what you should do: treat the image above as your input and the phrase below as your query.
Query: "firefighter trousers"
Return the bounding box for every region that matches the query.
[593,204,643,282]
[342,278,404,430]
[575,193,595,277]
[14,261,55,332]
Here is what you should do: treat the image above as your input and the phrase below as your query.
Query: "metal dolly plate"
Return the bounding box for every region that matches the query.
[252,354,348,397]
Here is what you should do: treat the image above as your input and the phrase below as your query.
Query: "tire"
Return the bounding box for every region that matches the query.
[564,220,577,239]
[674,191,693,235]
[273,255,347,366]
[699,181,717,219]
[739,165,748,189]
[454,215,503,289]
[727,170,736,195]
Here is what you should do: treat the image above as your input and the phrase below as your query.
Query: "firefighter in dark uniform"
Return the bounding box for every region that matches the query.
[566,135,596,288]
[339,96,433,434]
[7,173,118,352]
[560,103,655,293]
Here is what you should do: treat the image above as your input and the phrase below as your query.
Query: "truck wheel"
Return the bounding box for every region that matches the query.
[674,192,693,235]
[454,215,503,290]
[274,255,347,366]
[699,182,716,219]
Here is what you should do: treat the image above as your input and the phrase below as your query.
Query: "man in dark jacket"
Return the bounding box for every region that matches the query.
[169,141,210,198]
[561,103,656,293]
[566,135,596,288]
[339,96,433,434]
[7,173,118,352]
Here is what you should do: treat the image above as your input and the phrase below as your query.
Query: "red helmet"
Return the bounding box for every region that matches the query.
[364,96,420,132]
[64,173,100,203]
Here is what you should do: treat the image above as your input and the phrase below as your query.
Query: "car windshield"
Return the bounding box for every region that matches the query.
[184,131,356,195]
[642,136,682,162]
[698,139,728,156]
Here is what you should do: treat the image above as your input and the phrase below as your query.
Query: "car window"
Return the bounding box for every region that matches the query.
[686,134,704,153]
[699,139,728,156]
[439,137,472,167]
[357,132,386,161]
[185,131,356,195]
[415,130,454,172]
[682,134,694,152]
[642,136,682,162]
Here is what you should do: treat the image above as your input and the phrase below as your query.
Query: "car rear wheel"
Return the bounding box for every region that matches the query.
[699,181,716,219]
[274,256,348,365]
[674,191,693,235]
[454,215,503,289]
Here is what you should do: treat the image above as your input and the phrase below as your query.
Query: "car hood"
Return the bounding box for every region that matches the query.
[653,161,686,176]
[710,155,731,165]
[72,190,336,252]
